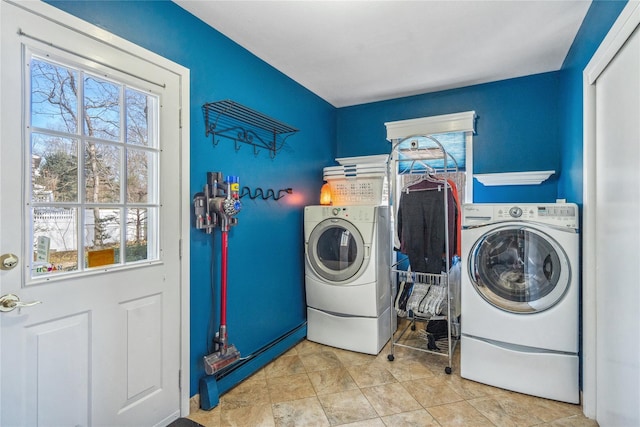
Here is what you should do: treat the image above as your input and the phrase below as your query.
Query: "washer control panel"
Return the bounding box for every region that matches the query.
[463,203,579,229]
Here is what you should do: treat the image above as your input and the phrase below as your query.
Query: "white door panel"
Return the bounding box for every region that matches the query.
[1,1,186,425]
[593,24,640,427]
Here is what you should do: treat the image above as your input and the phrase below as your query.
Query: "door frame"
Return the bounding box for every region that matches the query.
[583,1,640,419]
[0,0,191,417]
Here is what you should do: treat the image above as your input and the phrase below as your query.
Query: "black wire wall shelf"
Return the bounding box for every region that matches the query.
[203,100,299,158]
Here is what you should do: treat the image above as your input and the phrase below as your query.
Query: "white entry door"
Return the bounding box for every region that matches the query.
[1,2,188,426]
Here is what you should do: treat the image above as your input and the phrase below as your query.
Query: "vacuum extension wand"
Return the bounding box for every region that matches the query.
[194,172,242,375]
[219,230,229,352]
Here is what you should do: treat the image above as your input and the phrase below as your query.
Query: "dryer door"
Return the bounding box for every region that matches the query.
[307,218,367,282]
[468,225,571,313]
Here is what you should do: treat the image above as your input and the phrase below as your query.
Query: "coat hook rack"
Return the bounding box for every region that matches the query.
[203,100,299,159]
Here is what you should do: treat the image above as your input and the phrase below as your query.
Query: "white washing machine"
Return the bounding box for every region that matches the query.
[304,205,391,354]
[460,203,580,403]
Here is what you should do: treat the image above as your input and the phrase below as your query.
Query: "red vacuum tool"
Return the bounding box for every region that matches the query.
[195,173,242,375]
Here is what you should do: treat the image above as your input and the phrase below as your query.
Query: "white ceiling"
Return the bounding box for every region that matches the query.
[174,1,592,108]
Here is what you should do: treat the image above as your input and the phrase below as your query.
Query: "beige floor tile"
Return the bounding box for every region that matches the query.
[337,418,386,427]
[402,377,464,408]
[330,347,377,367]
[439,375,506,400]
[220,378,271,409]
[427,400,494,426]
[294,339,326,355]
[381,408,440,426]
[220,403,275,427]
[279,346,299,358]
[188,405,221,427]
[497,391,583,423]
[539,414,600,426]
[361,382,422,417]
[264,354,307,378]
[384,357,437,382]
[346,363,397,388]
[272,397,330,427]
[307,367,359,396]
[267,373,317,403]
[317,389,379,426]
[189,339,597,427]
[246,368,267,381]
[299,350,343,372]
[468,395,545,426]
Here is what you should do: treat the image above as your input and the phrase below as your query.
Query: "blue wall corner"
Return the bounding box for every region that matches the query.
[558,0,628,206]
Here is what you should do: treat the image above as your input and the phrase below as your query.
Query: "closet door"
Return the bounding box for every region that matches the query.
[592,24,640,426]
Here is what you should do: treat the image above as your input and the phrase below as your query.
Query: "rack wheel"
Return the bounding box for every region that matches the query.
[387,354,395,362]
[411,324,416,331]
[445,367,452,375]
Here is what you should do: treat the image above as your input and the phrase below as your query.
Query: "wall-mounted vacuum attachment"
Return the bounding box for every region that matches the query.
[194,171,242,375]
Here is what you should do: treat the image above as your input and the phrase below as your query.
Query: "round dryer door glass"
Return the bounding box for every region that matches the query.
[307,218,366,282]
[468,225,571,313]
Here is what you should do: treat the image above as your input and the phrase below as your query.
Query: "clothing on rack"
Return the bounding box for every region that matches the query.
[397,176,459,274]
[445,178,461,257]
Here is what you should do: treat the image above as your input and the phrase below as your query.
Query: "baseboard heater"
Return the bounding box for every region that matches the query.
[200,321,307,410]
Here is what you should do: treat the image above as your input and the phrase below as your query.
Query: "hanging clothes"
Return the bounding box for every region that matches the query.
[397,177,458,274]
[446,178,461,257]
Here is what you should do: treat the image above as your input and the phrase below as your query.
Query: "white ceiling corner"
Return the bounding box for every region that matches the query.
[174,0,592,108]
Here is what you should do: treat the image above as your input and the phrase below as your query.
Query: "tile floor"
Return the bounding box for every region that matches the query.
[188,330,596,427]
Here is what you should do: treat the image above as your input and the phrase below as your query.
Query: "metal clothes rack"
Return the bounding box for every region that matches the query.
[386,135,460,374]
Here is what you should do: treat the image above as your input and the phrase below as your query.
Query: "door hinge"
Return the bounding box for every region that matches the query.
[179,239,182,259]
[179,108,182,129]
[179,369,182,389]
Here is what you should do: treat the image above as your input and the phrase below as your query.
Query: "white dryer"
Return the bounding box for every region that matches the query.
[304,205,391,354]
[460,203,580,403]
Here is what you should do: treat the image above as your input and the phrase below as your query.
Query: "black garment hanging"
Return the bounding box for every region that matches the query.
[397,177,457,274]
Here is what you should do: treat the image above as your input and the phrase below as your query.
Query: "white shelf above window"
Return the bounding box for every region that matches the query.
[474,170,555,186]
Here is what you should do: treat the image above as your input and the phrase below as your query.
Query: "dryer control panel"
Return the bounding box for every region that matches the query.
[463,203,578,229]
[309,205,376,222]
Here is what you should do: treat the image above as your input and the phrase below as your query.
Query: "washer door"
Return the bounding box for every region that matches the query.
[307,218,367,282]
[468,225,571,313]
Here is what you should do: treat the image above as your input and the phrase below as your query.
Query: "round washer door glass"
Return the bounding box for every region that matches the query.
[307,218,366,282]
[468,225,571,313]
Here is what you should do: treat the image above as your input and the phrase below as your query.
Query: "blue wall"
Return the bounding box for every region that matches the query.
[46,1,335,396]
[336,72,562,203]
[335,0,627,206]
[47,0,627,399]
[558,0,628,205]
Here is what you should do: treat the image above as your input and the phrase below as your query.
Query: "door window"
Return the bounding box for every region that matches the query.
[469,226,570,313]
[28,53,159,281]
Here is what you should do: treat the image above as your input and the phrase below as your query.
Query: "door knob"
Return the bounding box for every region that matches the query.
[0,294,42,312]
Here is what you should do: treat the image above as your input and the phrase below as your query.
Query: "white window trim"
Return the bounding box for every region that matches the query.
[385,111,476,202]
[384,111,476,140]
